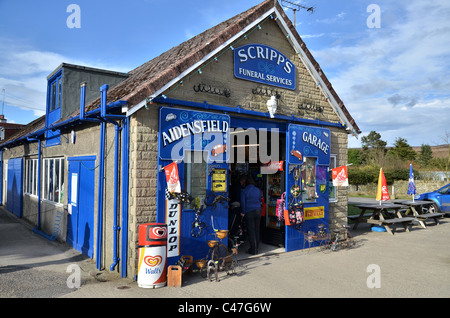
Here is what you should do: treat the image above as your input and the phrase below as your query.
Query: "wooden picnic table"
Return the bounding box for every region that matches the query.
[351,203,416,235]
[393,200,445,228]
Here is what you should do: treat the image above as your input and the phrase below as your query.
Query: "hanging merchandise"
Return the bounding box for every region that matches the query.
[191,206,207,238]
[284,204,304,226]
[204,193,230,210]
[285,166,305,228]
[276,192,286,221]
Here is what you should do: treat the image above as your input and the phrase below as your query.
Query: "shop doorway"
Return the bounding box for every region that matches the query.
[228,122,286,254]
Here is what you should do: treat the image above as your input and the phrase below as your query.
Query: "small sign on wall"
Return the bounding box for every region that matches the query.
[71,173,78,205]
[212,169,227,192]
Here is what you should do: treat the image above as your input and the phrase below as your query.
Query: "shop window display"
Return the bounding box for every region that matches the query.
[302,157,317,202]
[184,151,207,207]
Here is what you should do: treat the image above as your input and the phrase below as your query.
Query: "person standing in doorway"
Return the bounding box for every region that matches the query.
[240,175,262,255]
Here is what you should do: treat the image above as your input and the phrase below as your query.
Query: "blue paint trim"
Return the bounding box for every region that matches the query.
[67,156,96,161]
[45,68,63,147]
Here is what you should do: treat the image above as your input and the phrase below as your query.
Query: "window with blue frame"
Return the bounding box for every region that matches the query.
[45,70,62,146]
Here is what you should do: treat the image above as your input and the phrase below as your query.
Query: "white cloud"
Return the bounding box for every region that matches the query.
[314,0,450,147]
[0,37,129,121]
[300,33,325,39]
[316,11,346,24]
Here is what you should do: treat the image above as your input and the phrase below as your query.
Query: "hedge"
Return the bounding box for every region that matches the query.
[348,166,410,185]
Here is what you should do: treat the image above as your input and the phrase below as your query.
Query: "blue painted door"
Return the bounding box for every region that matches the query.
[67,156,95,258]
[285,124,330,252]
[7,158,23,218]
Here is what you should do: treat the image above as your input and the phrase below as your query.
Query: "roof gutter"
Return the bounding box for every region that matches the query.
[0,99,127,150]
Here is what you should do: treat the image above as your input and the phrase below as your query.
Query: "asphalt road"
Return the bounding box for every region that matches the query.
[1,201,450,302]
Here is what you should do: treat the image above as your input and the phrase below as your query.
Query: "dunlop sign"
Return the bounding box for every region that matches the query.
[234,44,296,90]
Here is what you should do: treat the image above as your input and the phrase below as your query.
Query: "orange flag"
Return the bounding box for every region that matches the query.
[376,168,390,202]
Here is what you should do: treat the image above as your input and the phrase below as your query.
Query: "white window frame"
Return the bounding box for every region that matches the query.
[42,157,64,204]
[329,154,338,203]
[25,158,39,197]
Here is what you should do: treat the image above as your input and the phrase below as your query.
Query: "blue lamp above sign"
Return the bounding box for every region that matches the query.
[234,44,296,90]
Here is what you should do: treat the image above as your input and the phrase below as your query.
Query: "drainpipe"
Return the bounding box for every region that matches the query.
[120,116,129,278]
[110,123,120,271]
[37,140,41,229]
[97,83,126,273]
[79,82,86,121]
[0,149,2,206]
[96,85,108,270]
[100,84,108,118]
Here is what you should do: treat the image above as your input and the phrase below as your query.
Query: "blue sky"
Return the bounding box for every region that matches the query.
[1,0,449,148]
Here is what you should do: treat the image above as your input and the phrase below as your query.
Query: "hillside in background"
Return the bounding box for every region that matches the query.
[350,144,449,158]
[412,144,449,158]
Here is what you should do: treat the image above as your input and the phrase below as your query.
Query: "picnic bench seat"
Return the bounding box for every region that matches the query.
[381,217,415,225]
[348,213,372,221]
[379,216,415,235]
[415,212,445,225]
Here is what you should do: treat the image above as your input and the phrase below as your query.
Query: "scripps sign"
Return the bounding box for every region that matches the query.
[234,44,296,90]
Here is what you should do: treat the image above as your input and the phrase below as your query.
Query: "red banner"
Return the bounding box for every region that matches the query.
[163,162,181,193]
[332,165,348,187]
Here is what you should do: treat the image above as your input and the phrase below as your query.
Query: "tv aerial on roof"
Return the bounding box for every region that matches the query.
[280,0,315,26]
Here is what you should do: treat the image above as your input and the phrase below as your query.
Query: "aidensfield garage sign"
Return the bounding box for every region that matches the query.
[234,44,296,90]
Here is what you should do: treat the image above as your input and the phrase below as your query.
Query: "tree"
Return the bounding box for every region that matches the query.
[348,148,363,166]
[428,131,450,180]
[388,137,416,161]
[361,131,387,150]
[360,131,387,165]
[417,144,433,167]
